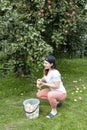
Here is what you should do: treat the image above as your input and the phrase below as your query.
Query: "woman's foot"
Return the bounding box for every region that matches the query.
[46,108,57,118]
[46,112,57,118]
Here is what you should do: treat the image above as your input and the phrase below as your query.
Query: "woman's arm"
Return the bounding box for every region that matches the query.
[41,81,60,89]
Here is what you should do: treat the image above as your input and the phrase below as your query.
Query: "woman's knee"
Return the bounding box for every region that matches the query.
[47,92,53,99]
[36,91,40,98]
[36,90,43,98]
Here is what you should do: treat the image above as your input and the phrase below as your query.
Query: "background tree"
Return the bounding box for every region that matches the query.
[0,0,87,76]
[0,0,53,76]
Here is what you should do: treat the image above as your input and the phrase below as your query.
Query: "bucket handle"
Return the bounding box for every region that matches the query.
[24,105,39,114]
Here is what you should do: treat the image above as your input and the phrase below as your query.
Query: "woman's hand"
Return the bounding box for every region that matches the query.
[37,79,43,88]
[39,81,45,86]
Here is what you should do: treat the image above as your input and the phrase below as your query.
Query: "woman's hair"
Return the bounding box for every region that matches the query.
[44,55,57,75]
[44,69,49,76]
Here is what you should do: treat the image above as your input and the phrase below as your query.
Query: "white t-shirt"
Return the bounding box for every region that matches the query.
[43,69,66,93]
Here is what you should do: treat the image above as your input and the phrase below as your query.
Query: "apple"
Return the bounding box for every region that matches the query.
[41,9,44,13]
[47,0,51,4]
[48,5,51,10]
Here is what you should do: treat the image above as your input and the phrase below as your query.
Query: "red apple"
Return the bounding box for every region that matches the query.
[48,5,51,10]
[47,0,51,4]
[38,12,42,16]
[72,11,76,15]
[41,9,44,13]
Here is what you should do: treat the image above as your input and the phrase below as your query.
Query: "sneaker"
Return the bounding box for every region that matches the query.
[46,113,57,118]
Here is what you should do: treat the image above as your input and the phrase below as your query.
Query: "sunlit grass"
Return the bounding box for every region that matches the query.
[0,58,87,130]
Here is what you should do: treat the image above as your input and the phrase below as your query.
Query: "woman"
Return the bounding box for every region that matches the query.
[36,55,67,118]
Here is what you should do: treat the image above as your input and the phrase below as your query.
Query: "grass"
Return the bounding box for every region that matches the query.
[0,58,87,130]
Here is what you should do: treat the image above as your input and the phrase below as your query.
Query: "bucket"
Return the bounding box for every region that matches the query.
[23,98,40,119]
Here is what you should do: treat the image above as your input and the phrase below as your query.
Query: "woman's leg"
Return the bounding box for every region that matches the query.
[46,91,67,117]
[36,89,50,100]
[48,91,67,108]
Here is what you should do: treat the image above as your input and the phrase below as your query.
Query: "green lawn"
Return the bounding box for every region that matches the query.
[0,58,87,130]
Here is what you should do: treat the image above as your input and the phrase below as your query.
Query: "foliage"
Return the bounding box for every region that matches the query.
[65,0,87,58]
[0,0,87,76]
[0,0,53,76]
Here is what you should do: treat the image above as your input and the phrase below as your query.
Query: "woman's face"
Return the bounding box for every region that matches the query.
[43,60,53,69]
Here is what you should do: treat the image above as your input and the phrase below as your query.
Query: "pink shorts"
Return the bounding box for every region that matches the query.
[36,88,67,108]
